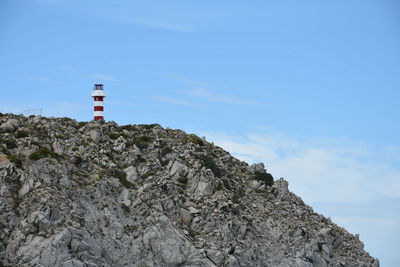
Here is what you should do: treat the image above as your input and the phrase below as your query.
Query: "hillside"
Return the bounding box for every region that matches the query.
[0,114,379,267]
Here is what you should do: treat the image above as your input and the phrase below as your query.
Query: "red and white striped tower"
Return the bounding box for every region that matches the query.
[91,84,106,121]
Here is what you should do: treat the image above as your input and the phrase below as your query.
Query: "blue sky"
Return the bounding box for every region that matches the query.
[1,0,399,265]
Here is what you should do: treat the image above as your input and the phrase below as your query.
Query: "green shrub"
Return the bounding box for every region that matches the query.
[232,187,245,203]
[252,171,274,186]
[199,154,222,177]
[79,140,89,147]
[115,170,134,188]
[215,183,224,191]
[177,177,188,184]
[119,125,136,131]
[16,130,29,138]
[13,194,22,209]
[34,127,48,138]
[8,154,23,168]
[74,156,83,166]
[5,139,17,149]
[29,147,59,161]
[138,124,160,130]
[160,146,173,157]
[188,226,199,239]
[109,132,120,140]
[142,168,160,179]
[121,203,130,213]
[132,136,152,149]
[136,155,146,163]
[77,121,87,128]
[1,147,10,156]
[29,152,45,161]
[39,147,59,159]
[106,152,115,162]
[221,178,232,190]
[188,134,204,146]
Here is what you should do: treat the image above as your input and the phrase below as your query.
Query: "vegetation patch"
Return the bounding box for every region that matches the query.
[232,187,245,204]
[132,136,152,149]
[215,182,225,191]
[29,152,45,161]
[115,170,134,188]
[5,139,18,149]
[188,134,204,146]
[124,224,137,233]
[1,147,10,156]
[34,127,48,139]
[121,203,130,213]
[74,121,87,129]
[177,176,188,184]
[7,154,23,168]
[221,178,232,190]
[188,226,199,240]
[12,194,22,212]
[160,146,173,157]
[72,170,90,178]
[199,154,222,177]
[74,156,84,166]
[29,147,59,161]
[16,130,29,138]
[252,171,274,186]
[138,124,160,130]
[119,124,136,132]
[109,132,120,140]
[141,168,161,179]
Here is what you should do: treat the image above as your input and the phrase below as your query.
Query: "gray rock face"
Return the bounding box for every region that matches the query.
[0,118,19,132]
[0,114,379,267]
[248,162,265,173]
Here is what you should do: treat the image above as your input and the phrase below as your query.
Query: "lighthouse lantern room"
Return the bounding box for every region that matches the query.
[91,84,106,121]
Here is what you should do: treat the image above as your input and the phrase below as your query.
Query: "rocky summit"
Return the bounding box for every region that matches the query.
[0,114,379,267]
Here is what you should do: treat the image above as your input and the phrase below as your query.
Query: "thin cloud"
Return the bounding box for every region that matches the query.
[91,74,119,82]
[175,76,262,105]
[152,96,202,107]
[58,65,73,71]
[120,17,196,32]
[107,100,159,108]
[182,88,262,105]
[27,75,49,82]
[173,76,211,88]
[204,132,400,204]
[50,101,89,110]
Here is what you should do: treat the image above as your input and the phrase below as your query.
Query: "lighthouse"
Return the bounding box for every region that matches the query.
[91,84,106,121]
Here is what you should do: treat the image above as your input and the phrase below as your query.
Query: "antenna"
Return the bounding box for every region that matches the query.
[18,108,43,116]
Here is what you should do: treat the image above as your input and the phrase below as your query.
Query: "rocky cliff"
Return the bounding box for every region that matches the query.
[0,114,379,267]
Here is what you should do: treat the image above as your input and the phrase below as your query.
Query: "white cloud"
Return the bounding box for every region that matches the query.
[120,17,196,32]
[182,88,262,105]
[204,131,400,265]
[91,74,119,81]
[173,76,211,88]
[58,65,73,71]
[152,96,202,107]
[27,75,49,82]
[204,132,400,203]
[175,77,262,105]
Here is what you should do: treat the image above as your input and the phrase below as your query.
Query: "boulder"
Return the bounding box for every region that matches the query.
[248,162,265,173]
[0,118,19,132]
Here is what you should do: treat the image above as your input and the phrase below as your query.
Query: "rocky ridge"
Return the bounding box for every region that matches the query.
[0,114,379,266]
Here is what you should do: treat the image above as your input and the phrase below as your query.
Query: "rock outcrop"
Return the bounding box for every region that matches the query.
[0,114,379,266]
